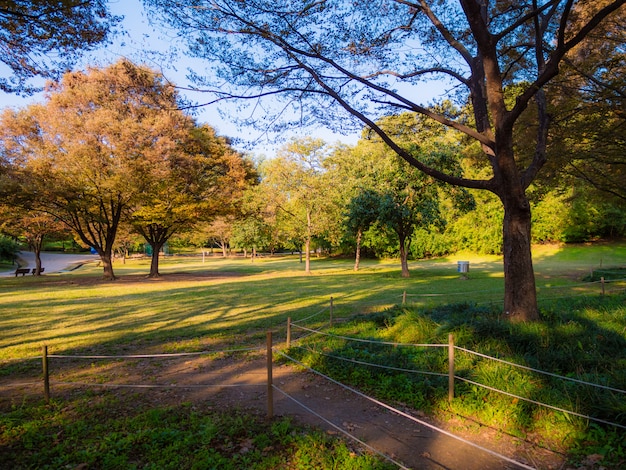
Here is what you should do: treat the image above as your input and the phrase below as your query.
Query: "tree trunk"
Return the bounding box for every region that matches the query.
[33,236,43,275]
[399,235,410,278]
[101,251,116,280]
[305,209,312,273]
[354,229,362,271]
[149,241,165,277]
[501,194,539,322]
[304,238,311,274]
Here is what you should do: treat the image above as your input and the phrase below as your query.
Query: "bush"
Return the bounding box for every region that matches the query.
[0,235,19,263]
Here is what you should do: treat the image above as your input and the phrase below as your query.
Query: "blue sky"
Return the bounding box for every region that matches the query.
[1,0,447,157]
[0,0,360,157]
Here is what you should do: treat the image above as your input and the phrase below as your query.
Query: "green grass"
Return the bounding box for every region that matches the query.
[0,392,393,470]
[1,242,626,468]
[286,286,626,467]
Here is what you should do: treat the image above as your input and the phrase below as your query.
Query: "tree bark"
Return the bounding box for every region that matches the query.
[399,235,410,278]
[501,193,539,322]
[305,209,312,274]
[101,251,116,281]
[304,237,311,274]
[32,235,44,275]
[149,241,165,277]
[495,137,539,321]
[354,229,362,271]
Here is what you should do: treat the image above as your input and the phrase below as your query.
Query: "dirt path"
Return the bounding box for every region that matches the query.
[2,353,567,470]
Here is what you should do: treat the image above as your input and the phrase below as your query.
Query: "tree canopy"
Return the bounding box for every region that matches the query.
[0,1,119,94]
[0,60,228,280]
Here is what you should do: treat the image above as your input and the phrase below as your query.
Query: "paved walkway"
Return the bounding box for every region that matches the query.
[0,251,99,277]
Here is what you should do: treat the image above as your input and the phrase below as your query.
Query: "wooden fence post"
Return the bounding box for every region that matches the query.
[601,277,605,296]
[448,333,455,402]
[266,332,274,419]
[329,297,334,326]
[402,290,407,305]
[42,345,50,403]
[286,317,291,349]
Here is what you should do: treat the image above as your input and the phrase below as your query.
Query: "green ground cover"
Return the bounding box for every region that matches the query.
[1,242,625,468]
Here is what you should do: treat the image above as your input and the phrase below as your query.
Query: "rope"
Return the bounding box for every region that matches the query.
[291,306,329,324]
[0,381,40,387]
[455,376,626,431]
[0,356,40,363]
[294,344,447,378]
[49,381,264,389]
[272,385,411,470]
[291,324,447,348]
[48,346,261,360]
[276,350,536,470]
[455,347,626,395]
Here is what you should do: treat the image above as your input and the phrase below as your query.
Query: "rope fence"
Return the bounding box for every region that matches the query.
[2,281,625,469]
[274,347,536,470]
[35,344,266,403]
[2,319,624,469]
[288,320,626,431]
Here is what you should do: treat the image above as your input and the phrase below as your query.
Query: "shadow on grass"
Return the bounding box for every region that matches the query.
[287,295,626,466]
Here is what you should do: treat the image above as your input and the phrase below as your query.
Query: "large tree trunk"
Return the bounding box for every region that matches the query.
[32,235,44,275]
[501,194,539,322]
[149,241,165,277]
[101,251,116,281]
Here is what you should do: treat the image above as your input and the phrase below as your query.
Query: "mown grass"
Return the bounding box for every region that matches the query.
[1,242,626,468]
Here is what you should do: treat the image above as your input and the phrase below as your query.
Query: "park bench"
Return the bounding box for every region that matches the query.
[14,268,30,277]
[31,268,45,275]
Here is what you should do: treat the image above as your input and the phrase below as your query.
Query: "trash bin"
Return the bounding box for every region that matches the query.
[457,261,469,279]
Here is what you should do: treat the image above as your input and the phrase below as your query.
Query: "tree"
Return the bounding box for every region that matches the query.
[131,124,252,277]
[2,60,194,280]
[344,190,381,271]
[196,216,236,257]
[0,1,119,94]
[331,111,470,274]
[0,234,19,264]
[261,138,332,273]
[0,206,68,274]
[144,0,625,321]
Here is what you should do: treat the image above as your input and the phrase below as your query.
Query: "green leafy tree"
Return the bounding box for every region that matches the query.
[344,189,382,271]
[230,216,271,260]
[261,138,333,273]
[333,111,471,276]
[0,1,119,94]
[144,0,625,321]
[0,234,19,264]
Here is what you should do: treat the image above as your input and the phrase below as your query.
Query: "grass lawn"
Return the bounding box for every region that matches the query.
[1,242,625,468]
[1,242,624,360]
